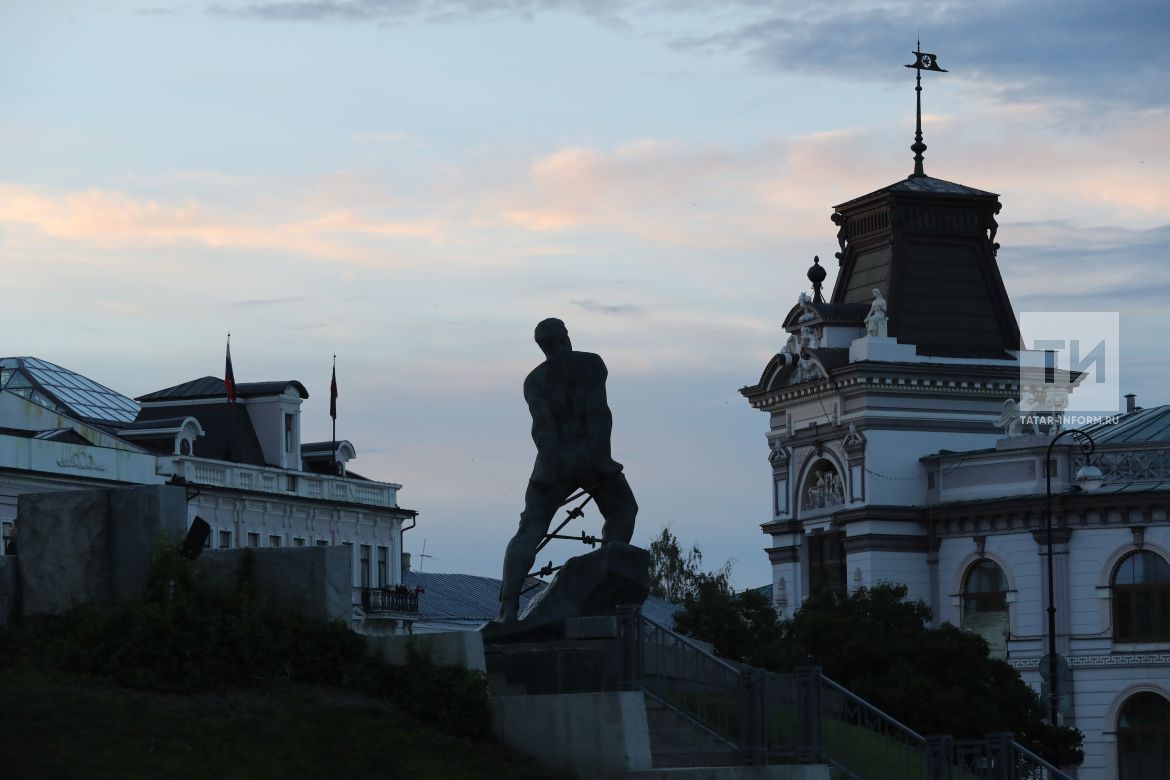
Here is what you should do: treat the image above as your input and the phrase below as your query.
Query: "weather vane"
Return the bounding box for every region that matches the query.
[905,37,947,179]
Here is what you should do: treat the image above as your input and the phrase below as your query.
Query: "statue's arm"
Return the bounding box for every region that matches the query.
[586,355,620,473]
[524,373,557,455]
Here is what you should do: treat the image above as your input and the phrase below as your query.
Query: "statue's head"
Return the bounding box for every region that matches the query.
[535,318,572,357]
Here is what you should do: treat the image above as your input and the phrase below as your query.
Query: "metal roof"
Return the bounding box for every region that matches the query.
[137,377,309,402]
[402,570,679,628]
[402,571,545,622]
[837,176,998,208]
[1081,405,1170,445]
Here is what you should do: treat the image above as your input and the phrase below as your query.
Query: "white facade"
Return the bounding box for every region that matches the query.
[747,316,1170,777]
[742,169,1169,776]
[0,357,418,631]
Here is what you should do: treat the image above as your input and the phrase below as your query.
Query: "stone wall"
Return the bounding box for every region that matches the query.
[194,546,352,624]
[16,485,187,616]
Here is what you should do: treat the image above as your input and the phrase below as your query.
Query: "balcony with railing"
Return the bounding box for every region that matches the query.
[361,587,419,614]
[159,455,401,509]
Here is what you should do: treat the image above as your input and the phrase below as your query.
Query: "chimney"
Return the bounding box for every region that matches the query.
[1125,394,1137,414]
[401,552,411,574]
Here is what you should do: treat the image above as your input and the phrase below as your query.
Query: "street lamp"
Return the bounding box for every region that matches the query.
[1044,428,1102,725]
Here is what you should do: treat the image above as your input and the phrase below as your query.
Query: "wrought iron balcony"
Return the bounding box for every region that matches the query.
[361,587,419,614]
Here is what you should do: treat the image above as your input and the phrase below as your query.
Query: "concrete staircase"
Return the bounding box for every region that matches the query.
[643,694,742,769]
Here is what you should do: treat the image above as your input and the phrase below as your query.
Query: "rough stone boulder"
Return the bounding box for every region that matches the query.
[484,541,649,641]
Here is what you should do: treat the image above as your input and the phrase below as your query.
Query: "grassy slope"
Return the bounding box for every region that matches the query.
[0,669,559,780]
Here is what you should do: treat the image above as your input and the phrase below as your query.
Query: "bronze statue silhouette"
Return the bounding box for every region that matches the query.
[497,318,638,622]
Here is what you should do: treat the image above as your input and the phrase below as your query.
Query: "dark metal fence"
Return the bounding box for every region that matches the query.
[615,607,1071,780]
[360,587,419,614]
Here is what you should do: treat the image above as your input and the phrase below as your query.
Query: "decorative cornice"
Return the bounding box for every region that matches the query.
[1009,653,1170,670]
[761,519,803,535]
[766,546,800,564]
[843,533,930,554]
[833,505,927,525]
[1031,528,1073,546]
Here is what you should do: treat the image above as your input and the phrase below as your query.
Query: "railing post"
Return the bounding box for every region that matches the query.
[985,733,1013,780]
[796,666,822,764]
[926,735,954,780]
[739,669,766,764]
[617,605,643,691]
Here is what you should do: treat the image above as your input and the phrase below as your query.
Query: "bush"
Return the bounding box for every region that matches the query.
[0,545,489,738]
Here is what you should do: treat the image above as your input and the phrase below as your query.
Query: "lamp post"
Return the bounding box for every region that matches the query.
[1044,428,1103,726]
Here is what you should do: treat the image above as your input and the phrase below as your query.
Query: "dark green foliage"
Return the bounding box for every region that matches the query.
[673,577,1084,767]
[0,544,490,739]
[672,574,783,668]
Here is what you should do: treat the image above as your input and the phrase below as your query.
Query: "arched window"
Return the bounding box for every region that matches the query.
[962,560,1009,659]
[1113,551,1170,642]
[1117,692,1170,780]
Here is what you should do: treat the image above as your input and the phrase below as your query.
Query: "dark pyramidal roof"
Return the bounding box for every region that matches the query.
[827,173,1019,358]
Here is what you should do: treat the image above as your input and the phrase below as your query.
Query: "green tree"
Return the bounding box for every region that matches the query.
[647,527,706,603]
[672,574,783,668]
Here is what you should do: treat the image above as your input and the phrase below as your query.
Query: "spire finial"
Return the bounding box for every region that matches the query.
[807,255,827,303]
[905,41,947,178]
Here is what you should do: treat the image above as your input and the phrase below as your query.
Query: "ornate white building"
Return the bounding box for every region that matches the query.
[741,170,1169,778]
[0,357,418,629]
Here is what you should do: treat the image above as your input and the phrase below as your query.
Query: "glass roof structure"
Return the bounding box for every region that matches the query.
[0,356,140,425]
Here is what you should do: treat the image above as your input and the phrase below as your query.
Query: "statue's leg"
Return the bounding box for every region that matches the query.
[592,473,637,544]
[498,479,570,620]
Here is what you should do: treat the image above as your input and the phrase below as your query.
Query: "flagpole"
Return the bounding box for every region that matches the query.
[331,354,337,477]
[225,332,234,462]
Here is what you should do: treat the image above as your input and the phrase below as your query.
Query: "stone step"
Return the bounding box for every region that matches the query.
[644,696,744,769]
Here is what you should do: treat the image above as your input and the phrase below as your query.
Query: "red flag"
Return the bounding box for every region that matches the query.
[225,339,237,402]
[330,359,338,420]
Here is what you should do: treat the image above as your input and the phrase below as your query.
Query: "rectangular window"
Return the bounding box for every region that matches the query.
[284,413,295,453]
[316,539,329,547]
[286,475,298,492]
[269,534,281,548]
[247,532,259,548]
[219,530,232,549]
[293,537,305,547]
[1,522,13,556]
[377,546,389,587]
[807,532,846,595]
[360,544,372,588]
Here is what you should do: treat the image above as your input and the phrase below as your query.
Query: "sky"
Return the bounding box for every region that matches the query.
[2,0,1169,589]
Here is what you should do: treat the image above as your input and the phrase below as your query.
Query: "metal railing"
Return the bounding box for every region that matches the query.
[953,735,1072,780]
[622,606,747,748]
[615,608,1072,779]
[360,587,419,614]
[813,670,929,779]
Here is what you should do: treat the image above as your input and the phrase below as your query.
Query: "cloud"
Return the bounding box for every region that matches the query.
[208,0,639,25]
[205,1,1170,113]
[1003,221,1170,309]
[669,0,1170,113]
[571,298,646,317]
[0,182,444,266]
[222,296,312,309]
[350,131,410,143]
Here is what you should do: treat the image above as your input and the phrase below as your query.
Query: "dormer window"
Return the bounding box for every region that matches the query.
[284,413,295,453]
